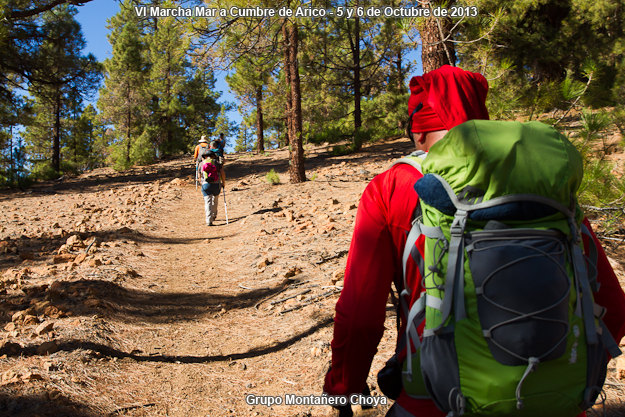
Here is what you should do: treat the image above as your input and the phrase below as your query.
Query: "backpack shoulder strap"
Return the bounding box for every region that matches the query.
[391,150,428,293]
[392,150,426,173]
[389,150,428,355]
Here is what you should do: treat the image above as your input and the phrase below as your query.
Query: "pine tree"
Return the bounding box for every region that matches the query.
[456,0,625,111]
[23,95,60,178]
[68,104,107,170]
[2,1,96,21]
[300,0,408,146]
[145,0,189,156]
[24,5,100,176]
[201,0,279,153]
[179,68,222,149]
[227,57,273,153]
[213,106,234,148]
[12,136,29,189]
[262,75,288,147]
[0,88,29,186]
[234,123,253,153]
[418,0,457,72]
[98,0,149,168]
[282,17,305,182]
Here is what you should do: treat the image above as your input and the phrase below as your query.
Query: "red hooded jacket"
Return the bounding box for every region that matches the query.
[324,66,625,416]
[323,161,625,416]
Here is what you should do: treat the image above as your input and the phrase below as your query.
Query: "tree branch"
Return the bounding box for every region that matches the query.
[7,0,94,20]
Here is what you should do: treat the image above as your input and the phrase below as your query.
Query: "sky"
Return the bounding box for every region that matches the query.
[75,1,117,63]
[75,0,242,139]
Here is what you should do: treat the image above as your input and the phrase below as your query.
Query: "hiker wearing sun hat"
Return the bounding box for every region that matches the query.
[193,136,210,188]
[323,65,625,417]
[193,135,209,163]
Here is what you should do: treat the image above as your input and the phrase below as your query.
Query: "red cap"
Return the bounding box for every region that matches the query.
[408,65,489,134]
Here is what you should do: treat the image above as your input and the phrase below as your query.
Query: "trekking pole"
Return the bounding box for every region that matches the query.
[195,161,199,189]
[222,186,229,225]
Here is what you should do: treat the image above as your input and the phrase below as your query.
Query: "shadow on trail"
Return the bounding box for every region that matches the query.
[0,278,293,327]
[0,390,100,417]
[306,139,415,170]
[211,215,245,225]
[0,317,334,364]
[214,138,416,182]
[0,227,231,270]
[0,160,190,202]
[252,207,283,215]
[121,229,235,245]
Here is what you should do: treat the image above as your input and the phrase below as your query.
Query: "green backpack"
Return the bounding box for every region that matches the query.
[395,120,621,416]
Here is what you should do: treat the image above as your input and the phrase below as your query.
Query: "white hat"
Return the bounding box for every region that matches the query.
[199,135,207,143]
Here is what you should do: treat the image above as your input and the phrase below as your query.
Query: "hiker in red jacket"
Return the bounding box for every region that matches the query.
[323,65,625,417]
[199,150,223,226]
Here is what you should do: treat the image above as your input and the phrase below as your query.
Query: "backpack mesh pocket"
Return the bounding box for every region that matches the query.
[466,229,571,366]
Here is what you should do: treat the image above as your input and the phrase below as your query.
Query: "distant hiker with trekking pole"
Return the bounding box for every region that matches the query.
[323,65,625,417]
[214,133,226,159]
[193,136,209,189]
[210,139,229,224]
[198,145,225,226]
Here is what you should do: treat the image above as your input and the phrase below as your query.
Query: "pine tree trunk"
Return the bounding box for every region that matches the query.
[73,112,78,164]
[52,90,61,174]
[352,12,363,151]
[396,50,405,131]
[9,125,13,179]
[283,20,305,183]
[390,0,404,94]
[419,0,457,73]
[395,51,404,92]
[256,86,264,153]
[126,110,131,164]
[283,22,292,149]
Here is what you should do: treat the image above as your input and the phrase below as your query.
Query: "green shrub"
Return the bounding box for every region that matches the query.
[578,159,624,208]
[353,128,372,150]
[30,161,61,181]
[265,169,280,185]
[610,107,625,151]
[584,64,617,108]
[532,81,566,115]
[571,109,612,159]
[60,160,80,176]
[331,143,356,156]
[360,92,408,139]
[109,141,132,171]
[308,127,347,145]
[578,157,625,236]
[130,131,156,166]
[108,131,156,171]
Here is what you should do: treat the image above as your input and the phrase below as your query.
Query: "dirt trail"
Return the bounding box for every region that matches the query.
[1,139,624,417]
[0,142,414,417]
[114,152,400,417]
[107,177,343,417]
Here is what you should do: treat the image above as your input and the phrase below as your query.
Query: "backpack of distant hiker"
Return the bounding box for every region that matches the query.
[201,159,219,183]
[392,120,621,417]
[196,143,209,159]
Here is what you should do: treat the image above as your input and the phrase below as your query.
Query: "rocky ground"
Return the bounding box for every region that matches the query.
[0,138,624,417]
